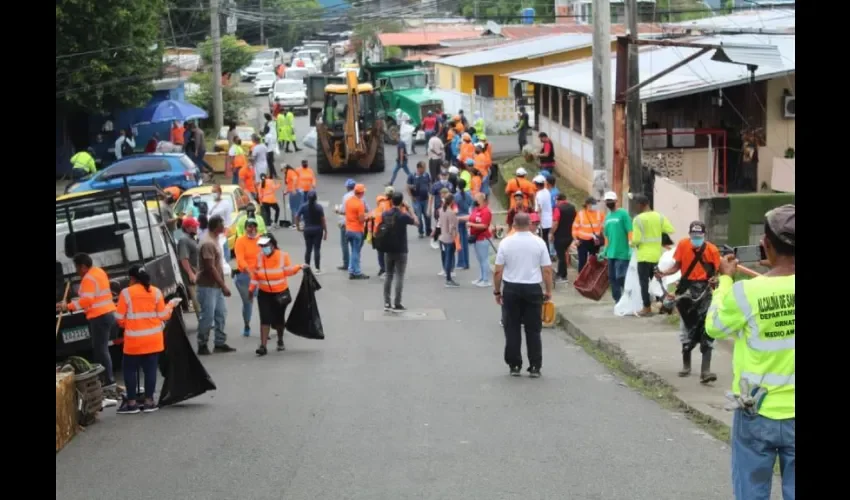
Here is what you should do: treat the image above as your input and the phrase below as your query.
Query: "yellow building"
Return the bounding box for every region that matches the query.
[433,34,613,99]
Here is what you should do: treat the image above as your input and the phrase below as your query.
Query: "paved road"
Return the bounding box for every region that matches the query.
[56,91,735,499]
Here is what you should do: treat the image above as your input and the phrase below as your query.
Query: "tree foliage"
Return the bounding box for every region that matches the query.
[187,73,250,127]
[198,34,255,75]
[56,0,166,113]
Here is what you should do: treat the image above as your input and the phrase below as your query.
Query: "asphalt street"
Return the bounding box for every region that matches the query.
[55,91,735,499]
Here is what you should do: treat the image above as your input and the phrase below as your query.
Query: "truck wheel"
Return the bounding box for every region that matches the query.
[317,138,332,174]
[370,144,386,173]
[384,119,400,145]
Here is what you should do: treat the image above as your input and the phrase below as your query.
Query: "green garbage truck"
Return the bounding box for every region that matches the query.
[359,61,444,144]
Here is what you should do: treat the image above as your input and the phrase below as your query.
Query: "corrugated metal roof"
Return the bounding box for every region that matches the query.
[507,34,795,103]
[664,8,795,33]
[496,22,664,40]
[378,30,481,47]
[434,34,596,69]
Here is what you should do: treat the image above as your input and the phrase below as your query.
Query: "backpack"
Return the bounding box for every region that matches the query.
[372,210,399,253]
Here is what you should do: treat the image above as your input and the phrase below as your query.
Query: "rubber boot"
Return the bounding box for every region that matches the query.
[700,350,717,384]
[678,349,692,377]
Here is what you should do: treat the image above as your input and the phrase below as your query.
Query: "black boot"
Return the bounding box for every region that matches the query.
[678,349,692,377]
[700,350,717,384]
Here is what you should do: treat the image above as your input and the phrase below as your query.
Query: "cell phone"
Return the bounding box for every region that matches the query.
[731,245,766,263]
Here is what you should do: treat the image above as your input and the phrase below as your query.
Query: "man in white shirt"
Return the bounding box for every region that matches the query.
[208,184,234,257]
[251,133,269,181]
[533,174,554,242]
[263,127,278,178]
[114,129,135,160]
[427,134,444,180]
[493,212,553,378]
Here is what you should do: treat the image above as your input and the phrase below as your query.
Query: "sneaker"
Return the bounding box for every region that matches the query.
[393,304,407,312]
[555,277,569,284]
[214,344,236,353]
[471,279,481,285]
[276,339,286,352]
[142,402,159,413]
[384,302,393,312]
[337,265,348,271]
[256,345,268,356]
[242,326,251,337]
[314,268,322,275]
[116,402,140,415]
[476,280,492,288]
[528,367,542,378]
[509,366,521,377]
[437,270,446,277]
[378,270,386,279]
[350,274,370,280]
[101,398,118,410]
[197,345,211,356]
[445,280,460,288]
[418,234,425,239]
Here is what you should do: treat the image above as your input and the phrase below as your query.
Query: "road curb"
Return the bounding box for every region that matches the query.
[551,308,732,441]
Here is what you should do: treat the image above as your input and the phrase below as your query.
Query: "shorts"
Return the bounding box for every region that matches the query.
[257,289,291,327]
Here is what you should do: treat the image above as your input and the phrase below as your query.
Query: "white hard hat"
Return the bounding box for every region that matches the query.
[448,166,460,174]
[532,175,546,184]
[515,167,527,176]
[603,191,618,201]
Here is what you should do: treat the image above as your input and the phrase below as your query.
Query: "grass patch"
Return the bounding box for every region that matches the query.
[493,156,588,211]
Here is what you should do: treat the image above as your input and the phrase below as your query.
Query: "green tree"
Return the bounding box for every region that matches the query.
[187,73,250,127]
[198,34,255,75]
[56,0,166,113]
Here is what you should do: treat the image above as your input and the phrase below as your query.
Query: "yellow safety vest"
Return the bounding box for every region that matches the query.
[705,274,795,420]
[631,211,674,263]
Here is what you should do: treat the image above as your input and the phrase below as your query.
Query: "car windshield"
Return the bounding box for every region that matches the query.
[256,50,275,59]
[390,74,427,90]
[256,72,276,81]
[276,80,303,93]
[286,69,308,80]
[249,59,271,69]
[173,192,231,217]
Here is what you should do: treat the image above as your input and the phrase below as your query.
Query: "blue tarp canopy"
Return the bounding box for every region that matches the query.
[134,99,208,125]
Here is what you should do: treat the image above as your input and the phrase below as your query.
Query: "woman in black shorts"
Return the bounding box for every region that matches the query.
[250,233,307,355]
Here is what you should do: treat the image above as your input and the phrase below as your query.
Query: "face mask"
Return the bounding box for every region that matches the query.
[214,193,222,201]
[262,246,273,256]
[690,237,704,247]
[473,201,480,207]
[605,202,616,211]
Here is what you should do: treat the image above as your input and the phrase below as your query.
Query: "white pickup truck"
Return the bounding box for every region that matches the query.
[268,79,308,115]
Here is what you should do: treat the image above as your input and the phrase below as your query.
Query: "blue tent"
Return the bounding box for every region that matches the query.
[134,99,208,125]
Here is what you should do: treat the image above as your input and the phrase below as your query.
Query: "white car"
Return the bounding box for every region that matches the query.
[284,66,309,83]
[253,72,277,95]
[240,58,274,81]
[269,79,308,115]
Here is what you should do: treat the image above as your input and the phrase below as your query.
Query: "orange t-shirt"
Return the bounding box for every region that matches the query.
[239,166,257,195]
[234,234,261,273]
[232,153,247,170]
[285,169,299,193]
[505,178,536,209]
[673,238,721,282]
[170,126,185,145]
[260,179,280,204]
[345,195,366,232]
[470,176,482,195]
[297,167,315,192]
[473,152,490,178]
[459,141,475,164]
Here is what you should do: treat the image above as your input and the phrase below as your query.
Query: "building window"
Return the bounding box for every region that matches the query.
[450,72,457,90]
[585,101,593,140]
[572,96,582,134]
[541,86,550,118]
[561,92,570,127]
[473,75,495,98]
[551,89,560,123]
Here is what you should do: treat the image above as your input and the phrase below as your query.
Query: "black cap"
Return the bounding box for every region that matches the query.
[633,193,650,206]
[688,221,706,235]
[301,159,308,165]
[584,196,597,205]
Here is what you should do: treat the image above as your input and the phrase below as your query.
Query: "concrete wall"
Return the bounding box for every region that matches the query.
[642,146,716,197]
[436,90,518,134]
[538,115,595,194]
[771,157,795,192]
[653,176,700,241]
[762,74,795,189]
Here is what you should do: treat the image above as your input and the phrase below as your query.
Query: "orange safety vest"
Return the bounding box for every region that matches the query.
[505,178,536,209]
[296,167,315,192]
[259,179,280,204]
[115,284,173,355]
[285,169,299,193]
[473,152,490,178]
[249,250,300,293]
[68,267,117,320]
[459,141,475,164]
[572,209,605,241]
[240,166,257,195]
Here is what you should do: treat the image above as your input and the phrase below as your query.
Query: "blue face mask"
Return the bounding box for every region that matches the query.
[262,246,273,256]
[690,237,704,247]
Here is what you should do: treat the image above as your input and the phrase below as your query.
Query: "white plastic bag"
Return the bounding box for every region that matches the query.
[399,122,415,146]
[651,245,681,297]
[614,253,644,317]
[302,127,318,151]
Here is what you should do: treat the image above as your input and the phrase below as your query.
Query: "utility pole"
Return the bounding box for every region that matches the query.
[474,0,479,19]
[625,0,642,211]
[591,0,613,200]
[260,0,265,46]
[210,0,224,132]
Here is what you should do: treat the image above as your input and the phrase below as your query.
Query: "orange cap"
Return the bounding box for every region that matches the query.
[354,183,366,194]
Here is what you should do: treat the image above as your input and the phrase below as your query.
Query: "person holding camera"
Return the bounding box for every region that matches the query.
[657,221,721,384]
[704,204,795,500]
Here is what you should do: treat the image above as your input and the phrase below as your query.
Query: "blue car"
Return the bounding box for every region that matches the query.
[65,153,202,194]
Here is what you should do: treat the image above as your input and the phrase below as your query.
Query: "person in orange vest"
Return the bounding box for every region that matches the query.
[506,190,532,230]
[296,158,316,192]
[249,233,307,355]
[114,265,181,414]
[458,133,475,165]
[56,253,120,399]
[258,173,281,227]
[233,218,262,337]
[472,142,491,196]
[239,155,258,201]
[170,121,185,151]
[283,164,300,226]
[571,196,605,273]
[504,167,536,210]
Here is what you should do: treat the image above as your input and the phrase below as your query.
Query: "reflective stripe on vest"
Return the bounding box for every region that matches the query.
[633,214,665,244]
[707,281,796,352]
[117,286,168,355]
[574,210,602,241]
[250,252,289,293]
[70,269,117,319]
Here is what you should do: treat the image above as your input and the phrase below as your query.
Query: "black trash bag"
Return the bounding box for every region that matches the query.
[676,281,713,349]
[284,268,325,340]
[158,313,217,407]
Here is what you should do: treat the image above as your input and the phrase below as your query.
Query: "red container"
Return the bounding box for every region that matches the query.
[573,255,609,301]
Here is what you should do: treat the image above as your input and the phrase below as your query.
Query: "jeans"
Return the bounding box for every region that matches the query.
[304,229,322,269]
[637,261,657,308]
[124,353,158,400]
[389,159,410,185]
[554,238,572,279]
[266,152,277,178]
[383,252,408,306]
[607,258,630,302]
[440,242,456,281]
[339,225,349,267]
[193,152,214,174]
[732,410,795,500]
[262,202,280,225]
[412,199,431,236]
[231,167,240,185]
[288,191,302,222]
[577,239,598,274]
[481,174,491,196]
[473,239,490,283]
[377,251,385,273]
[196,286,228,347]
[457,222,469,268]
[502,282,544,368]
[346,230,364,275]
[233,272,254,326]
[88,313,116,385]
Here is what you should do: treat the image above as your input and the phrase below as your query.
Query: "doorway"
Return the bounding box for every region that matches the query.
[473,75,494,98]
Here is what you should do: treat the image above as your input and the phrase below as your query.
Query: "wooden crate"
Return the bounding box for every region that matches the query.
[56,371,78,453]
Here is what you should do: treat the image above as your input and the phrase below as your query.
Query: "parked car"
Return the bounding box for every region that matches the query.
[65,154,201,194]
[240,58,275,81]
[283,66,309,83]
[173,184,257,252]
[214,125,256,152]
[268,79,308,115]
[254,71,277,95]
